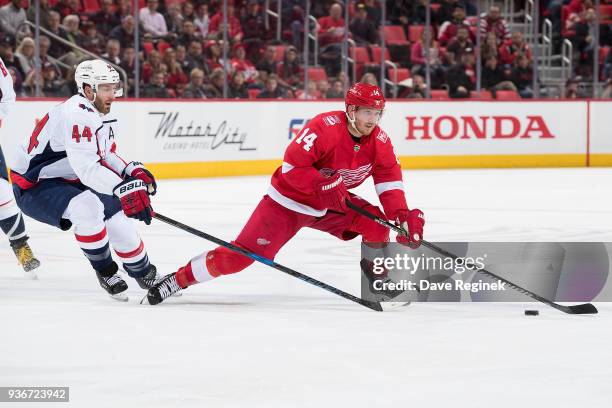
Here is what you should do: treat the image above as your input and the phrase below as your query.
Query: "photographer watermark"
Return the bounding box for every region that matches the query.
[361,242,611,302]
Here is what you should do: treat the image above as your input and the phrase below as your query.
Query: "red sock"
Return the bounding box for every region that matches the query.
[175,262,196,288]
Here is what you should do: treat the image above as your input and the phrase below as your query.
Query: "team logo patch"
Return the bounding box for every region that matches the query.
[377,130,388,143]
[257,238,271,246]
[322,115,341,126]
[78,103,94,113]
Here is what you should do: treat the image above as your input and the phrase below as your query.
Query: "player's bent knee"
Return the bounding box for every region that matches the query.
[360,206,390,243]
[206,246,254,276]
[66,191,105,226]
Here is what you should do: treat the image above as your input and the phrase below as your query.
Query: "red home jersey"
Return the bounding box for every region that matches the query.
[269,110,408,220]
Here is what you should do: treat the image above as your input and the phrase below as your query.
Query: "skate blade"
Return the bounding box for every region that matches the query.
[110,293,129,302]
[381,301,410,311]
[139,294,150,305]
[172,291,182,297]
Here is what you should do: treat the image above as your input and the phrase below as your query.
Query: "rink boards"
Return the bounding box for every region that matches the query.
[1,99,611,178]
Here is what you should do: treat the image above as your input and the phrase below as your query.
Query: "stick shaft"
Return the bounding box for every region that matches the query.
[153,212,383,312]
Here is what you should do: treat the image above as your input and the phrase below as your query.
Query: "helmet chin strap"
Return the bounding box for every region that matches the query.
[346,110,365,137]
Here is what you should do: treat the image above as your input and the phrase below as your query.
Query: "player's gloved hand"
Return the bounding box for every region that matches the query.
[124,161,157,195]
[113,178,154,225]
[316,173,349,213]
[396,209,425,249]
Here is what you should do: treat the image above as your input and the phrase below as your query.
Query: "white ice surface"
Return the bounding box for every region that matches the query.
[1,168,612,408]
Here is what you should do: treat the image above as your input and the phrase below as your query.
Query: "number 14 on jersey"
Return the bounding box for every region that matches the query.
[295,127,318,152]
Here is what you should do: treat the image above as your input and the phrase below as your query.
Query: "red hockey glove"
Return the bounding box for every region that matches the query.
[113,178,154,225]
[124,161,157,195]
[396,209,425,249]
[316,173,349,213]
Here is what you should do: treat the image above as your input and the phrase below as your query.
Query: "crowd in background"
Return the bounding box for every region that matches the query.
[0,0,610,99]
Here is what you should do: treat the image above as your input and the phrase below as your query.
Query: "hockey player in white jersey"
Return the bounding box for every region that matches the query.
[0,56,41,276]
[10,59,158,299]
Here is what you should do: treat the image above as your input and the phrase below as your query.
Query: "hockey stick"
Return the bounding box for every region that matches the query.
[153,212,384,312]
[345,201,598,315]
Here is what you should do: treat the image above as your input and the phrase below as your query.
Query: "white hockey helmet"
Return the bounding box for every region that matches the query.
[75,59,123,98]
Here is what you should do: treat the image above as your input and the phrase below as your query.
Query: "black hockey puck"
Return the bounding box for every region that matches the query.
[524,310,539,316]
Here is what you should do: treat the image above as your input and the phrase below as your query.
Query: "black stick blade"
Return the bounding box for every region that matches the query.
[566,303,598,314]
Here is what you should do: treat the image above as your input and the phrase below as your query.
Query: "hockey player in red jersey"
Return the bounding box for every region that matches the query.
[146,82,425,305]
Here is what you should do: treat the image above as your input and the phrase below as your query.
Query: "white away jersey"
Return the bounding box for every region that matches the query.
[0,56,16,119]
[11,94,128,195]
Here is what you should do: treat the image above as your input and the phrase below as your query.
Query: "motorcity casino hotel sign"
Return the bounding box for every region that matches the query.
[148,111,256,153]
[361,242,611,303]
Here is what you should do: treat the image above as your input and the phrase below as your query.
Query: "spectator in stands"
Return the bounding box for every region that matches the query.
[326,79,344,98]
[479,5,510,45]
[24,61,69,97]
[209,2,244,44]
[231,43,258,83]
[162,47,189,93]
[438,0,477,24]
[277,45,301,90]
[194,3,210,39]
[15,37,35,76]
[564,77,581,98]
[182,2,196,23]
[109,15,136,50]
[573,8,597,76]
[499,31,531,67]
[257,74,288,99]
[318,3,346,76]
[46,11,72,60]
[411,29,445,88]
[511,53,534,98]
[102,39,122,66]
[0,0,27,38]
[241,0,266,60]
[27,0,52,30]
[206,40,227,71]
[256,45,278,76]
[364,0,382,28]
[299,80,321,99]
[318,3,346,48]
[140,0,168,38]
[360,72,378,86]
[317,79,331,99]
[165,2,184,35]
[438,4,473,46]
[0,36,24,78]
[241,0,266,40]
[142,71,170,98]
[142,50,163,83]
[120,46,136,94]
[401,75,427,98]
[7,65,24,97]
[350,3,378,46]
[79,21,105,55]
[175,44,190,72]
[447,26,474,60]
[182,68,207,99]
[63,14,85,59]
[447,53,474,98]
[186,40,211,75]
[482,54,517,94]
[91,0,120,37]
[176,20,202,48]
[53,0,80,20]
[204,67,225,98]
[115,0,132,20]
[36,35,61,77]
[228,70,249,99]
[480,31,499,61]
